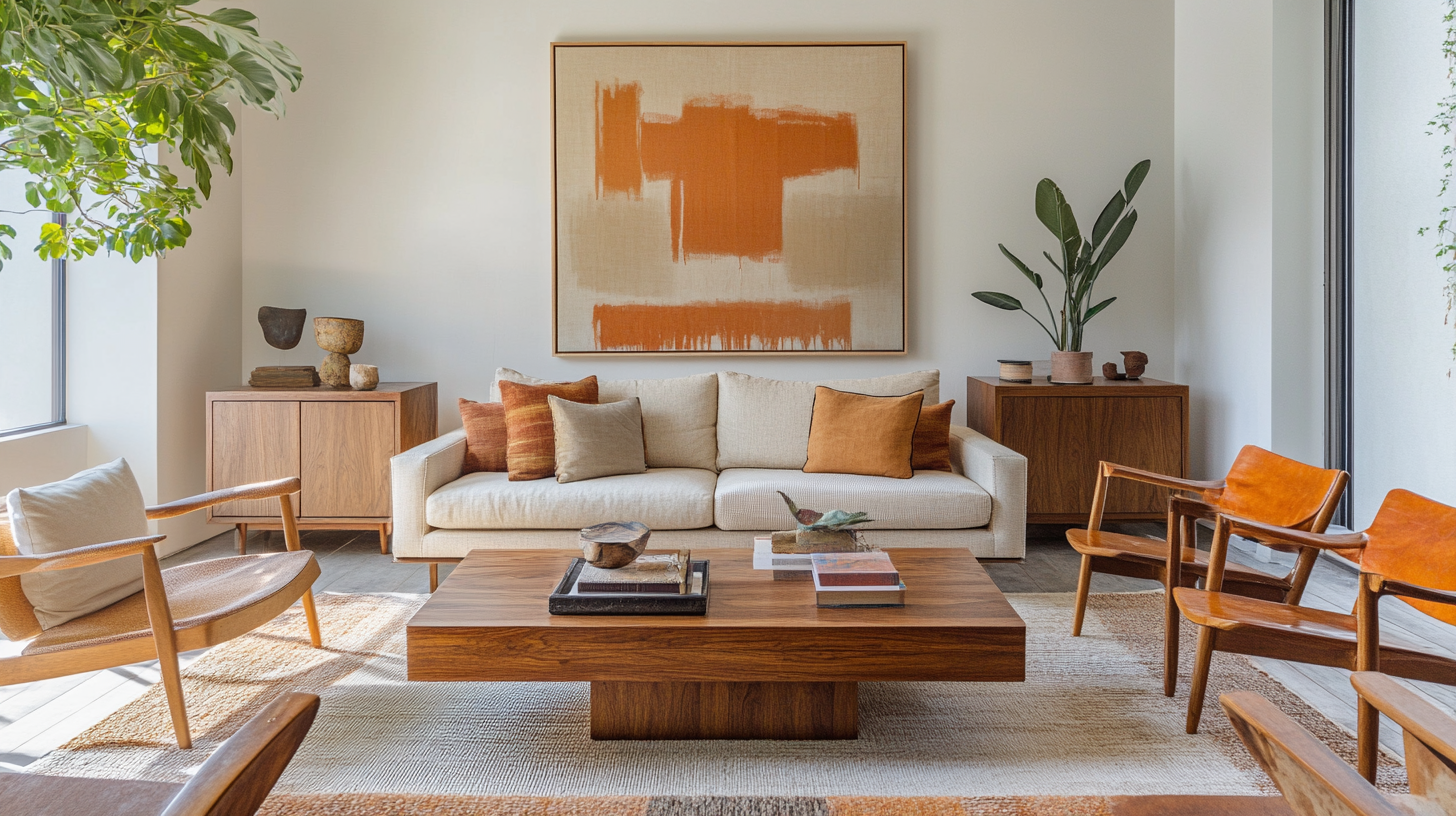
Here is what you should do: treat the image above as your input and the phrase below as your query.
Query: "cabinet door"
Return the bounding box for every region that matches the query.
[300,401,395,518]
[211,401,301,518]
[1002,395,1183,518]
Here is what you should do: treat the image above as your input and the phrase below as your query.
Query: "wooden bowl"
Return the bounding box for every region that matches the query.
[314,317,364,354]
[579,521,650,568]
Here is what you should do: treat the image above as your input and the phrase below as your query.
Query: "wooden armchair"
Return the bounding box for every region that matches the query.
[1222,673,1456,815]
[0,690,319,816]
[0,477,323,749]
[1176,488,1456,781]
[1068,445,1348,696]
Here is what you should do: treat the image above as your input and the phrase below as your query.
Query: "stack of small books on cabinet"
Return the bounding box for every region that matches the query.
[811,551,905,608]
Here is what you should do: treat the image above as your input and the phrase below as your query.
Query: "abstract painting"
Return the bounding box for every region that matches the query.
[552,43,906,355]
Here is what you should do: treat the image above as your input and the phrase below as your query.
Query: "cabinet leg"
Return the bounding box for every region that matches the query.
[236,523,248,555]
[378,524,389,554]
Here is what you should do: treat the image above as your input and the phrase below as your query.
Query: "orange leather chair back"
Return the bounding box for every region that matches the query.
[1361,489,1456,627]
[1206,445,1345,531]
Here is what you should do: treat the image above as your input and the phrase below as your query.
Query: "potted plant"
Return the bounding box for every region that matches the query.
[973,160,1150,384]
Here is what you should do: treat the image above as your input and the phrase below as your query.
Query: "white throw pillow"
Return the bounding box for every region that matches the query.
[494,368,718,471]
[6,458,149,629]
[715,370,940,470]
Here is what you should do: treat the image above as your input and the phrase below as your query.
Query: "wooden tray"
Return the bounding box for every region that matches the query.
[549,558,709,616]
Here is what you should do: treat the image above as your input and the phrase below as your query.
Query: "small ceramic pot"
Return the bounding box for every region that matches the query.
[1050,350,1094,384]
[314,317,365,354]
[350,364,379,391]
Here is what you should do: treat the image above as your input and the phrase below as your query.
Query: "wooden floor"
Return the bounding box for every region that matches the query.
[0,523,1452,773]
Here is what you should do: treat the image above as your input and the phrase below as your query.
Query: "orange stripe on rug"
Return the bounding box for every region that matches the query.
[592,300,852,351]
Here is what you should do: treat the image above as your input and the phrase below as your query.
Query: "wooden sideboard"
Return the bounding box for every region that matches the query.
[206,383,437,554]
[965,376,1189,524]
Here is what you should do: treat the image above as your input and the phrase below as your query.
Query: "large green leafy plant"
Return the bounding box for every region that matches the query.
[973,160,1150,352]
[0,0,300,268]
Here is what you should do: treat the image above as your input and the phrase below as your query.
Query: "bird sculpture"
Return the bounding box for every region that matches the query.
[777,491,873,532]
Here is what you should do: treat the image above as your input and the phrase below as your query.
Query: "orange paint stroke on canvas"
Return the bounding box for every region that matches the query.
[594,86,859,262]
[595,82,643,198]
[593,300,853,351]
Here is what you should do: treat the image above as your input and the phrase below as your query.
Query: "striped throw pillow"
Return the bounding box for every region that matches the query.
[499,376,599,480]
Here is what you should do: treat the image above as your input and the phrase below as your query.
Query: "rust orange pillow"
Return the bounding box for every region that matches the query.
[803,387,922,479]
[912,399,955,472]
[499,376,599,481]
[458,399,508,474]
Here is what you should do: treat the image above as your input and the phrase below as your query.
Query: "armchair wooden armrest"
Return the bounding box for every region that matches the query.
[146,477,301,521]
[1351,672,1456,768]
[1101,462,1225,493]
[1216,514,1369,552]
[1368,576,1456,608]
[0,534,168,579]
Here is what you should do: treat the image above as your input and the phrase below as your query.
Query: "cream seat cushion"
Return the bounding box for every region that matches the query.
[713,467,991,531]
[426,468,717,530]
[6,459,149,629]
[493,369,718,471]
[716,370,940,470]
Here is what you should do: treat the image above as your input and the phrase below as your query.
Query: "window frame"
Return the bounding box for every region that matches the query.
[0,212,67,439]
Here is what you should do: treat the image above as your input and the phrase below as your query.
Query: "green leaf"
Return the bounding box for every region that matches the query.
[1034,178,1081,267]
[973,291,1024,311]
[208,8,259,26]
[1083,296,1117,323]
[228,51,279,102]
[1124,160,1151,202]
[1094,210,1139,272]
[998,244,1043,289]
[1091,191,1125,249]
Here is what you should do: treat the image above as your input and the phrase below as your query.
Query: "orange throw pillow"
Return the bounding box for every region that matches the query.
[912,399,955,472]
[458,399,508,474]
[499,376,599,481]
[803,387,922,479]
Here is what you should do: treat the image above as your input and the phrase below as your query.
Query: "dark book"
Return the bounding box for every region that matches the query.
[810,551,899,586]
[575,557,687,594]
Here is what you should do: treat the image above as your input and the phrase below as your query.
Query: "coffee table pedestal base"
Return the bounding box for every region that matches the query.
[590,681,858,740]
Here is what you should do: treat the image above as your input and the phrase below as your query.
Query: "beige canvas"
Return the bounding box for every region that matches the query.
[553,43,905,354]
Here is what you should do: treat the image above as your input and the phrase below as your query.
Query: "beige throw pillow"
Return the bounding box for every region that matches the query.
[6,458,148,629]
[549,396,648,483]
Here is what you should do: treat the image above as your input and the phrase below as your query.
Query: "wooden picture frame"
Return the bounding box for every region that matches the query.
[552,42,907,356]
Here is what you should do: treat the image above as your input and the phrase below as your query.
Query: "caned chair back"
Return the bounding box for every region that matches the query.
[0,511,43,640]
[1205,445,1346,533]
[1360,489,1456,627]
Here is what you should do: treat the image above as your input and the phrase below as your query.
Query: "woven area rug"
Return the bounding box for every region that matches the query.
[27,590,1403,812]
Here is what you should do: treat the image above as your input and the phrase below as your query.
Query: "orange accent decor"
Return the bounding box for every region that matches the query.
[592,300,852,352]
[596,82,644,199]
[1360,489,1456,626]
[1203,445,1344,530]
[595,88,859,262]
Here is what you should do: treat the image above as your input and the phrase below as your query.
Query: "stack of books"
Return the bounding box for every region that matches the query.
[811,551,905,608]
[752,535,812,580]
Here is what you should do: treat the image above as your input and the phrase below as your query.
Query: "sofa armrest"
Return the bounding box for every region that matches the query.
[950,425,1027,558]
[391,429,467,559]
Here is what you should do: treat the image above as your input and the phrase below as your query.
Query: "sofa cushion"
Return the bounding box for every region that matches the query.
[549,396,647,483]
[494,368,718,472]
[804,387,921,479]
[426,468,716,530]
[458,398,507,473]
[713,467,991,531]
[716,370,940,470]
[912,400,955,472]
[6,459,149,629]
[499,376,598,481]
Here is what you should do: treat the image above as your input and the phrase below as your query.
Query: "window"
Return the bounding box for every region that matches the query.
[0,171,65,437]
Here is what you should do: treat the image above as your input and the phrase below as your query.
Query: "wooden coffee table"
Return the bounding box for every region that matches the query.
[407,547,1025,740]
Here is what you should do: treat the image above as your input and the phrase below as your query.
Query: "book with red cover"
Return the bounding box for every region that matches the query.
[810,551,899,586]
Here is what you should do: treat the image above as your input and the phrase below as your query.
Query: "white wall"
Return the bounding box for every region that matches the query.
[1174,0,1324,479]
[238,0,1176,429]
[0,425,86,496]
[1351,0,1456,527]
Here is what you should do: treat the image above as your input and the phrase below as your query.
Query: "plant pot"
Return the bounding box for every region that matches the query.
[1050,350,1094,384]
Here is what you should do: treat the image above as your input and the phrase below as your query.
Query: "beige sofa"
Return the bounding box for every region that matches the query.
[391,369,1027,563]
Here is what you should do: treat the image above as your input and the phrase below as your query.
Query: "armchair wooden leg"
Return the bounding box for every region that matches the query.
[1164,514,1192,697]
[429,563,439,593]
[300,588,323,649]
[236,523,248,555]
[1357,697,1380,782]
[141,544,191,749]
[1072,554,1093,636]
[1355,571,1382,782]
[1186,626,1217,735]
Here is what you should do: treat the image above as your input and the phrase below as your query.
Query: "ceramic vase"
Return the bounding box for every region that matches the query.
[350,364,379,391]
